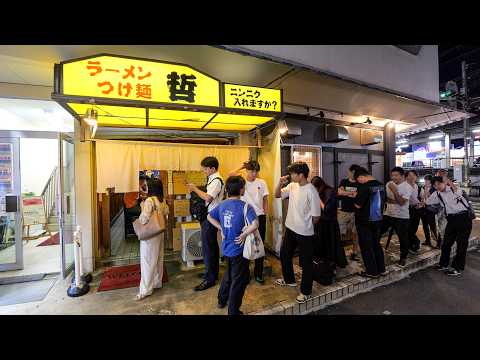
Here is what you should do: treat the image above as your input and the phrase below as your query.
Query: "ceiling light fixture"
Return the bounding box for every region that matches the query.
[83,108,98,138]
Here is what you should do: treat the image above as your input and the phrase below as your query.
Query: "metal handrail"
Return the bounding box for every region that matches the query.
[41,166,58,221]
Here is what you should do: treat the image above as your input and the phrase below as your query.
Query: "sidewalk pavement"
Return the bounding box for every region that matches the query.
[1,220,479,315]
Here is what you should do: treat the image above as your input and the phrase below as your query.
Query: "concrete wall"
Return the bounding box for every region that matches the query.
[228,45,439,103]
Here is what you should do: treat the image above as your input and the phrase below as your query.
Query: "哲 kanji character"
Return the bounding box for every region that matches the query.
[254,90,261,98]
[136,84,152,99]
[167,72,197,103]
[118,82,133,97]
[234,98,241,106]
[137,66,152,80]
[241,99,249,107]
[97,81,114,94]
[87,61,102,76]
[122,65,136,79]
[246,90,253,98]
[264,100,271,109]
[257,100,264,108]
[249,99,256,107]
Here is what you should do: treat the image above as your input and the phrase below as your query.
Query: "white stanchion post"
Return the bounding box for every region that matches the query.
[67,226,90,297]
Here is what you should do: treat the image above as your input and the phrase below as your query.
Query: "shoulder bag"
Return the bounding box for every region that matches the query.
[133,197,166,240]
[242,203,265,260]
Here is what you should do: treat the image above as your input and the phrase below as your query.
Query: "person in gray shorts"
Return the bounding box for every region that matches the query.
[337,164,361,262]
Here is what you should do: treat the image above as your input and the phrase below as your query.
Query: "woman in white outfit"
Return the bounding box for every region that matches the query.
[136,179,169,301]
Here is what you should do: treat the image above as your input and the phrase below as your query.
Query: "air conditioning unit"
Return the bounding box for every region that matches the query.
[324,124,349,142]
[360,129,383,145]
[181,222,203,266]
[180,222,223,267]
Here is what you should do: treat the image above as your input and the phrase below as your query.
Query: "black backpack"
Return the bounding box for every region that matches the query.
[189,177,224,222]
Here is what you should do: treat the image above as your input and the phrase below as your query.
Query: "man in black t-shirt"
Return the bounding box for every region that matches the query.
[337,164,361,261]
[353,167,386,278]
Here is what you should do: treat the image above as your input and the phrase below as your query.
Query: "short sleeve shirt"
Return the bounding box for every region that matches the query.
[206,172,224,213]
[354,179,384,224]
[338,178,359,212]
[241,178,269,216]
[281,182,321,236]
[384,181,413,219]
[209,199,257,257]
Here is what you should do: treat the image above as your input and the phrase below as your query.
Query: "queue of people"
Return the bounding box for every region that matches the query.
[130,156,475,314]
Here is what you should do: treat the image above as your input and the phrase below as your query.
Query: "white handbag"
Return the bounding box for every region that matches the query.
[242,203,265,260]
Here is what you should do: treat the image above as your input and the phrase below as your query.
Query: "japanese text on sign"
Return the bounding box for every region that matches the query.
[224,84,282,112]
[61,55,220,107]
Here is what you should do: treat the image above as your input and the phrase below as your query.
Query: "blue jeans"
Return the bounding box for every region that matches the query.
[201,218,219,285]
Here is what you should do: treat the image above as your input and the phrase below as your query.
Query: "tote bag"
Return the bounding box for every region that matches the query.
[242,203,265,260]
[133,197,166,240]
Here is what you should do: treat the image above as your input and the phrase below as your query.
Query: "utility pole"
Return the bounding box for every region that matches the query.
[462,60,471,185]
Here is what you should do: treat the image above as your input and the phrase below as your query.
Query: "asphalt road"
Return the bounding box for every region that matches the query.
[315,248,480,315]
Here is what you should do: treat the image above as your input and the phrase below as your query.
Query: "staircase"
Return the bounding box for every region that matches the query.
[41,167,60,233]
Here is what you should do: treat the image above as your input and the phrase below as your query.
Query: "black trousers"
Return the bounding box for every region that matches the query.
[254,215,267,278]
[408,207,421,251]
[201,218,219,284]
[425,210,440,245]
[356,221,385,276]
[218,254,250,315]
[439,212,472,271]
[381,216,410,259]
[280,227,314,295]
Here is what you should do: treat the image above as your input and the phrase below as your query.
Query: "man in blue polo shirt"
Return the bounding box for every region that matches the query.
[208,176,258,315]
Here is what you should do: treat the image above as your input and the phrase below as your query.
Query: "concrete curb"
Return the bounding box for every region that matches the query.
[251,236,480,315]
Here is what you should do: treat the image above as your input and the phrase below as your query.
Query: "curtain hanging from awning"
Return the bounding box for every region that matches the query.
[95,140,251,193]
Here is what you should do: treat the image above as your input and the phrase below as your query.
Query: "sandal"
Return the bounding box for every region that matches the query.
[274,278,297,287]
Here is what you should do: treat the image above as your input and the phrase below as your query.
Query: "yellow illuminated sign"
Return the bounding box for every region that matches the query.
[62,55,220,107]
[224,83,282,113]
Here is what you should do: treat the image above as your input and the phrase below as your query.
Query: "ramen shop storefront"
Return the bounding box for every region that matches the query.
[51,54,284,277]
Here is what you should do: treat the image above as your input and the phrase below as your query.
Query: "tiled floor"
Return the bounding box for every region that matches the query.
[0,234,61,279]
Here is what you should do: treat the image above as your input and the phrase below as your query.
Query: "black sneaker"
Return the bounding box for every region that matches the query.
[408,249,419,256]
[255,276,265,284]
[434,264,450,272]
[359,271,379,279]
[446,269,461,276]
[398,258,406,267]
[350,253,360,262]
[194,281,215,291]
[217,302,227,309]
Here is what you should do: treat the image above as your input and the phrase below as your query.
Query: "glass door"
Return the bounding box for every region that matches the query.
[0,138,22,271]
[59,134,75,278]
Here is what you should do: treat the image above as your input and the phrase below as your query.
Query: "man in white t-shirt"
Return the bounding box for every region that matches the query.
[188,156,224,291]
[274,161,321,305]
[380,166,413,267]
[229,160,269,283]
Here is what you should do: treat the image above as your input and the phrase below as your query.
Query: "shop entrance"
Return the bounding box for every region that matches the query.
[0,131,65,280]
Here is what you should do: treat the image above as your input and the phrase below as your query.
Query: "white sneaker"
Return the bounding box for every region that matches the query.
[296,293,312,304]
[274,278,297,287]
[135,292,152,301]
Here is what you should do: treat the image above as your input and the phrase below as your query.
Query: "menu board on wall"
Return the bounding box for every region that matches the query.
[185,171,206,186]
[172,171,188,194]
[0,143,13,216]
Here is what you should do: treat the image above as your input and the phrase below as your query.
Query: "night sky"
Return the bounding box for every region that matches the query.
[439,45,480,112]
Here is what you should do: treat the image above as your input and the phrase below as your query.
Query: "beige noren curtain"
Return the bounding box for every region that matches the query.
[95,140,251,193]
